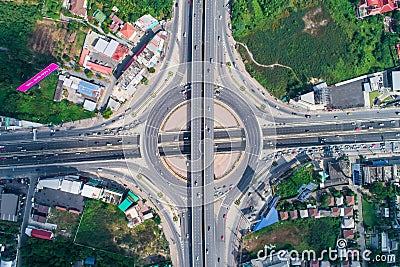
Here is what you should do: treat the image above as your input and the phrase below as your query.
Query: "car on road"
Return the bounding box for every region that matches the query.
[186,233,189,239]
[305,114,311,118]
[0,158,5,161]
[183,32,186,37]
[334,116,338,119]
[221,235,224,240]
[208,226,210,231]
[355,127,360,131]
[223,214,226,219]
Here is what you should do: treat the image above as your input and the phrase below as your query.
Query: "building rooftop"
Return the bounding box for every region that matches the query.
[93,9,106,24]
[69,0,86,17]
[60,179,83,195]
[83,99,97,111]
[120,23,136,40]
[77,80,102,100]
[0,194,18,222]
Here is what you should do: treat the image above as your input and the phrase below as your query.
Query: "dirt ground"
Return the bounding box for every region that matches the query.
[29,19,83,60]
[302,6,330,35]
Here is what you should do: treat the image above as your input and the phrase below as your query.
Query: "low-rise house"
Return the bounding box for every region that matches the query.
[25,228,54,240]
[109,14,124,33]
[343,229,355,239]
[299,209,309,218]
[346,196,355,206]
[135,14,159,32]
[119,22,137,41]
[341,207,354,217]
[69,0,87,18]
[341,218,355,229]
[289,210,298,220]
[331,207,340,217]
[279,211,289,220]
[308,208,319,218]
[328,197,335,207]
[336,196,344,206]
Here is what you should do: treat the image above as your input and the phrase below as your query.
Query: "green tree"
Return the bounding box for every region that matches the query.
[101,107,113,119]
[148,67,155,73]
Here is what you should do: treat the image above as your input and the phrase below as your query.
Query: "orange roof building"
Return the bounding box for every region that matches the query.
[85,61,112,75]
[119,23,136,40]
[357,0,398,18]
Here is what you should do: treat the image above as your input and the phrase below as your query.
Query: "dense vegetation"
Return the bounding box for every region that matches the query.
[0,2,94,124]
[275,165,319,199]
[232,0,398,99]
[87,0,173,33]
[75,200,170,264]
[244,217,340,258]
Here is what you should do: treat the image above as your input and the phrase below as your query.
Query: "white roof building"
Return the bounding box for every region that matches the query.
[94,38,109,53]
[0,259,14,267]
[103,39,119,58]
[382,232,389,252]
[300,91,315,105]
[392,71,400,91]
[299,209,309,218]
[341,218,355,229]
[83,99,97,111]
[143,212,154,220]
[335,196,344,206]
[0,194,18,222]
[37,178,61,190]
[81,184,103,199]
[60,179,82,194]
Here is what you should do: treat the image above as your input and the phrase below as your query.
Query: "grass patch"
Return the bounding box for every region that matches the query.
[75,200,169,264]
[362,197,378,228]
[275,165,319,199]
[21,237,139,267]
[232,0,396,98]
[243,217,340,258]
[47,208,80,238]
[369,90,381,107]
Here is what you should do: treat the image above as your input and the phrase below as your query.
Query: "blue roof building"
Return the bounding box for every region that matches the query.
[77,81,102,101]
[253,207,279,231]
[85,257,95,266]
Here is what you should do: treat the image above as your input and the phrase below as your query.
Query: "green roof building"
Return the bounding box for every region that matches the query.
[118,191,140,212]
[93,9,106,24]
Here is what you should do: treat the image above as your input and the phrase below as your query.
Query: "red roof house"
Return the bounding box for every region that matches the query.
[109,14,124,33]
[328,197,335,207]
[69,0,87,17]
[357,0,398,18]
[289,210,298,220]
[346,195,355,206]
[308,208,319,218]
[279,211,289,220]
[31,229,53,240]
[331,207,340,217]
[85,61,112,75]
[111,44,130,61]
[343,229,355,239]
[120,23,136,40]
[79,48,89,66]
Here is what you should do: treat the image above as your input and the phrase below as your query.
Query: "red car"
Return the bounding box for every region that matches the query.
[221,235,224,240]
[223,214,226,219]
